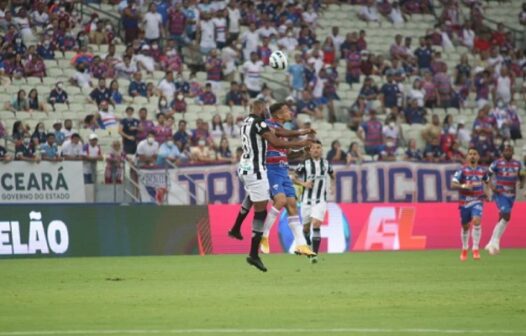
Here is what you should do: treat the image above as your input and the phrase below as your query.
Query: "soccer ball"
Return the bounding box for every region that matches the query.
[269,50,288,71]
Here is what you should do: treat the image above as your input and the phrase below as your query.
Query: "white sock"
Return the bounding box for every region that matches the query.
[472,225,481,250]
[461,229,469,250]
[288,215,307,246]
[262,206,280,238]
[491,219,508,246]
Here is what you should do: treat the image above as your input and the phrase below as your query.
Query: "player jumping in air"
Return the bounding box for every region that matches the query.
[293,140,334,263]
[234,100,312,272]
[229,101,316,257]
[483,145,525,255]
[452,147,489,261]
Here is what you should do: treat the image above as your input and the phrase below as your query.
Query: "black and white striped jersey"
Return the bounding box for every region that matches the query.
[296,158,334,205]
[238,114,270,177]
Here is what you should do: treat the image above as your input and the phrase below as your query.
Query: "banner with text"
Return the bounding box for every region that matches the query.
[0,162,86,203]
[207,202,526,254]
[141,162,463,205]
[0,205,206,258]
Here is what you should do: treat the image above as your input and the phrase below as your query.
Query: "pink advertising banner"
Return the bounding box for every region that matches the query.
[208,203,526,254]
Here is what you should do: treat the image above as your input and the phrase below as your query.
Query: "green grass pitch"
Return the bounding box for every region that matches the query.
[1,250,526,336]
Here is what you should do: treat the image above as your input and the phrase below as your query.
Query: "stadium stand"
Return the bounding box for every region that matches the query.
[0,0,524,199]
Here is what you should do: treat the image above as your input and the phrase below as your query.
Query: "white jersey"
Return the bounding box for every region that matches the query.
[199,20,217,49]
[238,114,270,177]
[242,60,264,92]
[143,12,162,40]
[296,158,333,205]
[212,17,227,43]
[227,7,241,33]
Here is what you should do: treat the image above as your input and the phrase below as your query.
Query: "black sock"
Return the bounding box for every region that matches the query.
[231,197,252,232]
[250,231,263,258]
[304,230,311,246]
[249,210,266,258]
[312,228,321,254]
[231,207,250,232]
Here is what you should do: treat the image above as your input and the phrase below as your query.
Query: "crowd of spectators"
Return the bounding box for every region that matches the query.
[0,0,526,182]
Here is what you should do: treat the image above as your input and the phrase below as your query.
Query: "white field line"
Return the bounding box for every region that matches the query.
[0,328,525,335]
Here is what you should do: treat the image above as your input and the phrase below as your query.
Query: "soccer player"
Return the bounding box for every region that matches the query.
[293,140,334,263]
[229,102,316,257]
[452,147,488,261]
[236,100,311,272]
[483,145,524,255]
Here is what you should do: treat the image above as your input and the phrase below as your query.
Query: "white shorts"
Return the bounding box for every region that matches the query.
[239,172,270,202]
[301,201,327,223]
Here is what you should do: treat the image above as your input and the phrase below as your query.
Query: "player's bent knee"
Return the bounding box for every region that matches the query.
[273,194,287,209]
[253,201,268,212]
[286,199,298,215]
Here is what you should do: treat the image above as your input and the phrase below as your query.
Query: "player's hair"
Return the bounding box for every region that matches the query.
[269,102,287,115]
[467,146,479,154]
[251,99,267,115]
[312,140,322,146]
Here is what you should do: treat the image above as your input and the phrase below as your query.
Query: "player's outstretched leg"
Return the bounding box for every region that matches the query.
[283,197,315,257]
[460,224,469,262]
[472,219,482,260]
[486,212,510,255]
[228,196,252,240]
[246,209,268,272]
[260,206,281,254]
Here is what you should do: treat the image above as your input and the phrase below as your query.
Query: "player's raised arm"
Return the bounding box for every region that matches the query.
[274,127,316,138]
[261,131,312,149]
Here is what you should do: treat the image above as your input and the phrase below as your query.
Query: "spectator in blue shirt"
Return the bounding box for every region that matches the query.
[413,37,433,73]
[48,82,69,110]
[13,37,26,55]
[128,71,147,97]
[37,39,55,60]
[173,120,190,151]
[197,83,217,105]
[423,137,445,162]
[40,133,62,161]
[296,90,322,119]
[404,98,428,125]
[175,78,191,94]
[405,139,423,161]
[52,121,66,146]
[119,106,140,154]
[359,77,380,110]
[380,72,401,110]
[157,139,186,167]
[287,54,305,96]
[225,81,246,106]
[90,78,112,105]
[109,80,123,105]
